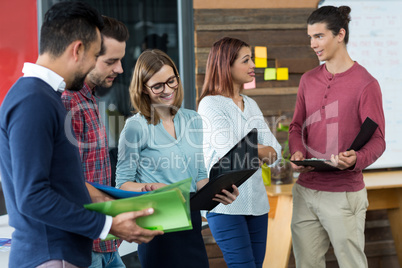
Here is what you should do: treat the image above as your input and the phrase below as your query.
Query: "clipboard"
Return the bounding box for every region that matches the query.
[291,117,378,172]
[190,128,259,210]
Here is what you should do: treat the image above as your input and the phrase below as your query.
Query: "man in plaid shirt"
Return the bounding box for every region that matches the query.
[62,16,130,268]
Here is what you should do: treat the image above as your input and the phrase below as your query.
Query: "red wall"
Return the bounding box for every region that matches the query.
[0,1,38,105]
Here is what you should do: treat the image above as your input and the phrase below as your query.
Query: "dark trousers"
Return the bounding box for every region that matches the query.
[138,210,209,268]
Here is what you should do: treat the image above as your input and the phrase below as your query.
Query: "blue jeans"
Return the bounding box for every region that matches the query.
[206,213,268,268]
[88,251,125,268]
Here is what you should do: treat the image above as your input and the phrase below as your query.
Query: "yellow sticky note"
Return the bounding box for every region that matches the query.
[264,68,276,80]
[243,77,256,89]
[255,58,267,68]
[277,67,289,80]
[254,46,267,59]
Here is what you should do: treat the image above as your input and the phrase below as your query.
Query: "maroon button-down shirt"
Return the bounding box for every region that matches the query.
[289,62,386,192]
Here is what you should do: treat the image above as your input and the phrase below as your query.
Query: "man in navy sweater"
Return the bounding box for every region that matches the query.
[0,2,162,268]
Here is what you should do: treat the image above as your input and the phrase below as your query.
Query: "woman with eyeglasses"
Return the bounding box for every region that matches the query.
[115,49,239,268]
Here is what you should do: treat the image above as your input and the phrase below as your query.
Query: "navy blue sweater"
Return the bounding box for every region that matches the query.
[0,77,106,267]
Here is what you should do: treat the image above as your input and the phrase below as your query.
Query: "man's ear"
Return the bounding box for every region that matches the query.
[72,40,84,62]
[337,28,346,43]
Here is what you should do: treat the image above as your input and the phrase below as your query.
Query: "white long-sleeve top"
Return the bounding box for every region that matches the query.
[198,94,281,215]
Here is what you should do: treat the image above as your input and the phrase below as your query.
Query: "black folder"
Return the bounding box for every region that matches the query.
[347,117,378,151]
[190,128,259,211]
[291,117,378,172]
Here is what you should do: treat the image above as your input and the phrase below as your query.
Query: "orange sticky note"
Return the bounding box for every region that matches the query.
[254,46,267,59]
[264,68,276,80]
[243,77,256,89]
[277,68,289,80]
[255,58,267,68]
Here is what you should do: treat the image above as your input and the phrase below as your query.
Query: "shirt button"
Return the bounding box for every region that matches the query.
[322,106,325,109]
[327,85,330,88]
[324,95,327,98]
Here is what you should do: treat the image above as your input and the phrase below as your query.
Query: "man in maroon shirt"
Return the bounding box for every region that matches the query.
[289,5,385,268]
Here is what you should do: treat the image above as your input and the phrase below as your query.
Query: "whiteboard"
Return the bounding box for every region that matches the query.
[320,0,402,169]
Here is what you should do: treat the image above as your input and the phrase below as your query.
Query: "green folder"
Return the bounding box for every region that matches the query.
[84,178,193,239]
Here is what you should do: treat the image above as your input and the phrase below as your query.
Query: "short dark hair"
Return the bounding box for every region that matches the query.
[307,5,352,44]
[39,1,104,56]
[101,16,129,42]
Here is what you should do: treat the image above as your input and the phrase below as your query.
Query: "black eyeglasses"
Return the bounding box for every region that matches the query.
[144,75,180,94]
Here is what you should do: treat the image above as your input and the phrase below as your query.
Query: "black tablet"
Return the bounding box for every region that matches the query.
[190,169,258,211]
[190,128,259,211]
[291,159,340,172]
[208,128,259,181]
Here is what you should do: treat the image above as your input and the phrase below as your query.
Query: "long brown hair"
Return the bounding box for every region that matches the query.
[198,37,250,105]
[129,49,184,125]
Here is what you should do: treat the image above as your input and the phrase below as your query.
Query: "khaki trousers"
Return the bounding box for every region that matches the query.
[291,183,368,268]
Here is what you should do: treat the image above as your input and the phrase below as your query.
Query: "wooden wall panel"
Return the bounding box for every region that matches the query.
[246,94,297,116]
[276,58,319,73]
[194,0,320,9]
[195,30,310,48]
[197,58,318,75]
[194,9,314,27]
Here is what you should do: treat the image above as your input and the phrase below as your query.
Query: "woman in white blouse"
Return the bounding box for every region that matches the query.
[198,37,282,268]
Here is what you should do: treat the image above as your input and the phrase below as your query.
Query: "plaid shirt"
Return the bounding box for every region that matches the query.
[62,83,121,253]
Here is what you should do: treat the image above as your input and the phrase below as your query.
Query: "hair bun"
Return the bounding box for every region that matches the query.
[338,6,351,23]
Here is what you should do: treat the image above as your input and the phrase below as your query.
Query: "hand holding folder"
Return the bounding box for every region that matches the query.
[87,181,150,199]
[291,117,378,171]
[85,178,193,239]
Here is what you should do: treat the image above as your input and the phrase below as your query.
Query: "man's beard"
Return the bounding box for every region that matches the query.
[69,72,87,92]
[88,72,113,89]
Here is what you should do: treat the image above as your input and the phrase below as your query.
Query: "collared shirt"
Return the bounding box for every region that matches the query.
[22,62,112,240]
[198,94,282,215]
[62,83,118,252]
[22,62,66,92]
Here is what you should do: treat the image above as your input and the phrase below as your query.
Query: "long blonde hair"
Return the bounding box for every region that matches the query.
[130,49,184,125]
